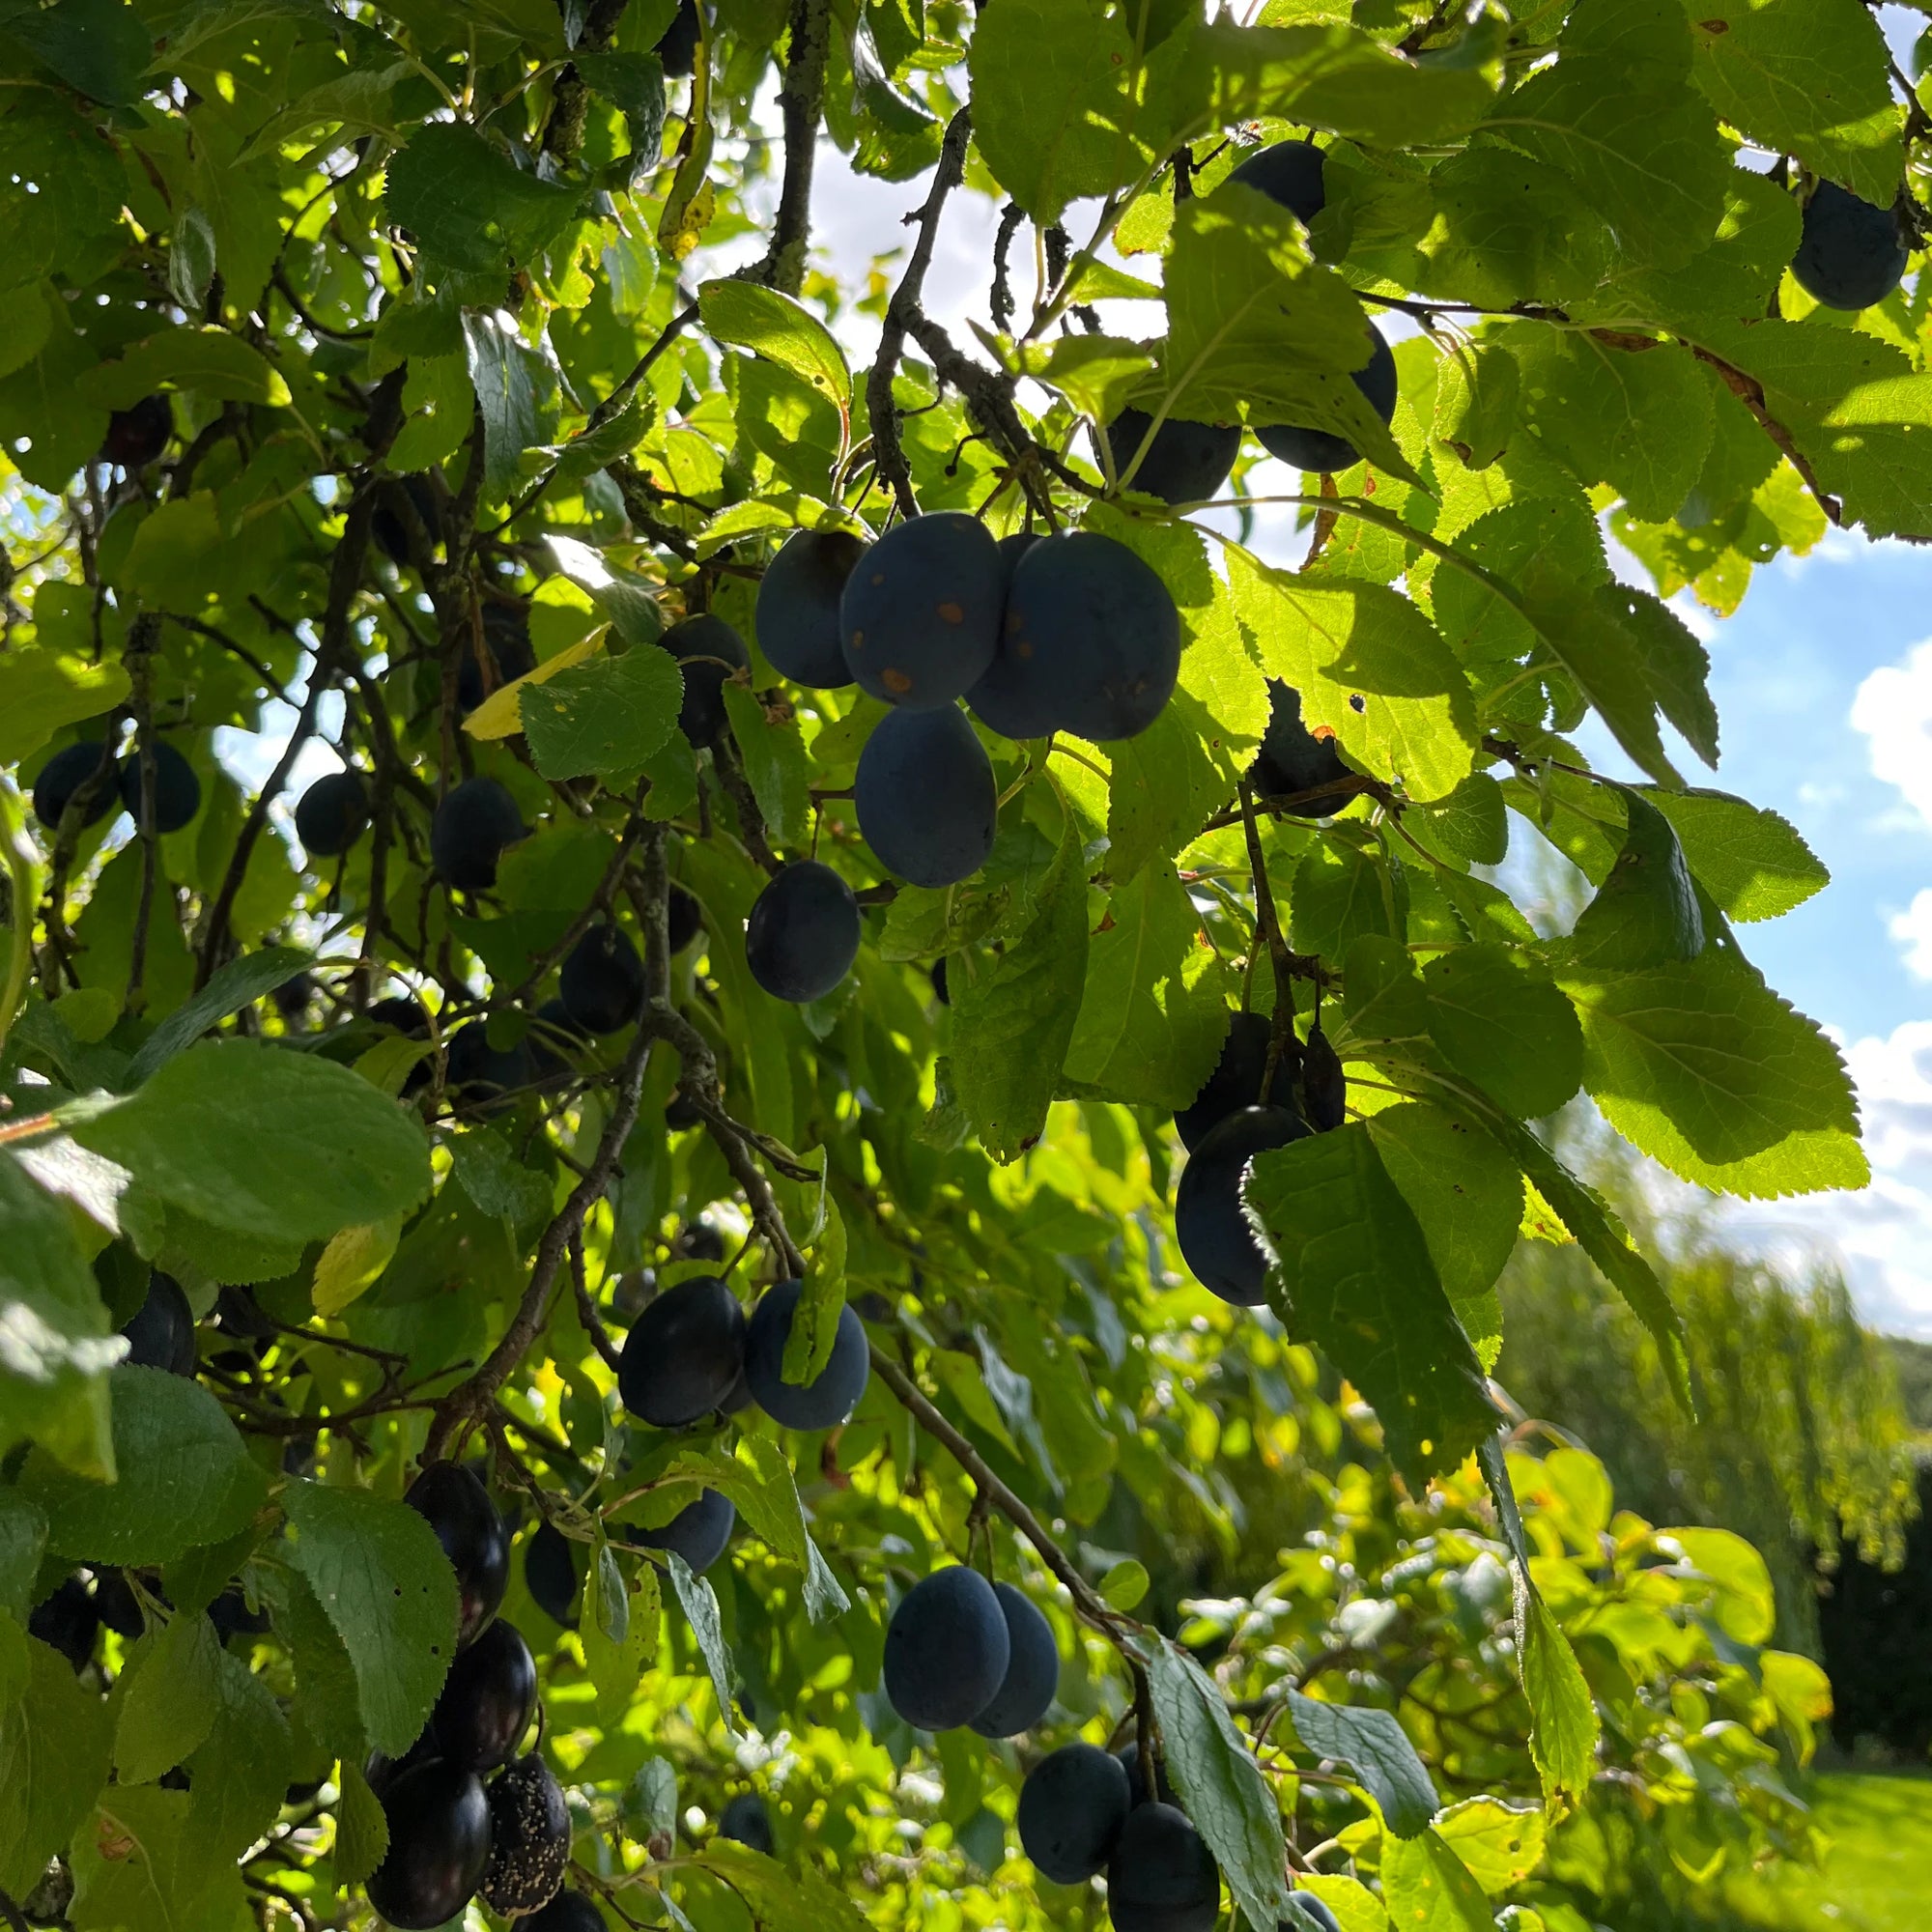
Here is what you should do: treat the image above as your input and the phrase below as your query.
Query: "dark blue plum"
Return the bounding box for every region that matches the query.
[458,605,537,715]
[839,511,1003,709]
[33,741,119,830]
[101,393,173,469]
[1302,1021,1346,1132]
[854,705,997,889]
[431,1618,537,1772]
[668,884,703,953]
[966,533,1057,740]
[1282,1895,1343,1932]
[432,778,526,892]
[445,1023,536,1104]
[626,1489,735,1574]
[616,1274,747,1428]
[1019,1744,1131,1884]
[1227,138,1327,222]
[1250,680,1350,800]
[656,0,700,74]
[968,1583,1059,1738]
[1174,1010,1299,1152]
[524,1523,581,1628]
[1107,1802,1221,1932]
[365,1759,492,1931]
[480,1753,571,1916]
[372,472,442,568]
[120,1271,196,1376]
[1117,1739,1179,1809]
[559,924,645,1035]
[295,769,370,858]
[1255,324,1398,475]
[1792,182,1909,311]
[1173,1105,1310,1305]
[28,1575,97,1672]
[757,529,865,688]
[719,1793,775,1854]
[1106,410,1239,505]
[746,861,861,1002]
[883,1566,1010,1732]
[513,1889,606,1931]
[406,1460,509,1646]
[743,1277,869,1430]
[120,740,201,833]
[660,613,749,747]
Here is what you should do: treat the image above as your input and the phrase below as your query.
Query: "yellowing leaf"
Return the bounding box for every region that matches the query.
[462,633,606,739]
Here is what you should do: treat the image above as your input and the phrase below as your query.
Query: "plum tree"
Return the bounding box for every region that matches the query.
[839,510,1004,707]
[1174,1106,1310,1304]
[432,777,527,891]
[1116,1739,1179,1809]
[667,883,703,953]
[1105,410,1240,506]
[405,1462,510,1646]
[119,1270,196,1376]
[883,1565,1012,1730]
[1250,681,1350,799]
[968,1583,1060,1737]
[1228,137,1327,221]
[1000,531,1181,742]
[559,924,646,1034]
[1302,1020,1347,1131]
[626,1488,736,1572]
[1792,182,1909,311]
[1175,1010,1299,1151]
[854,704,998,888]
[457,605,539,714]
[757,528,866,687]
[743,1278,870,1429]
[33,741,119,829]
[27,1575,96,1672]
[745,860,862,1002]
[512,1889,606,1932]
[660,612,750,746]
[294,769,371,859]
[617,1273,748,1427]
[719,1792,776,1854]
[480,1753,572,1915]
[365,1758,493,1931]
[1017,1743,1132,1884]
[1107,1803,1222,1932]
[523,1523,581,1629]
[100,392,174,469]
[656,0,700,73]
[430,1619,538,1771]
[1256,325,1398,474]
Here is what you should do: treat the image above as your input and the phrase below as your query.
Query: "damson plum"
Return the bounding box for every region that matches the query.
[1018,1744,1131,1884]
[1000,532,1181,743]
[294,769,370,859]
[119,740,201,834]
[431,778,526,892]
[839,511,1003,708]
[28,1576,97,1672]
[100,393,174,469]
[366,1759,492,1930]
[1256,325,1398,475]
[968,1583,1059,1738]
[514,1890,606,1932]
[1250,680,1350,801]
[524,1522,581,1628]
[120,1271,196,1376]
[1105,410,1239,506]
[743,1277,870,1430]
[457,605,538,715]
[745,861,861,1003]
[481,1754,571,1916]
[1227,138,1327,222]
[33,741,119,830]
[660,613,749,747]
[757,529,865,687]
[617,1273,748,1428]
[559,925,645,1034]
[656,0,700,74]
[854,705,997,889]
[720,1793,775,1854]
[883,1566,1010,1732]
[430,1618,537,1772]
[668,884,703,953]
[1175,1010,1300,1151]
[1792,182,1909,311]
[1107,1802,1221,1932]
[624,1489,736,1574]
[406,1461,509,1646]
[966,534,1058,739]
[1174,1105,1310,1305]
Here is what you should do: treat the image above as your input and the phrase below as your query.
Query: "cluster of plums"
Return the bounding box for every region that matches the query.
[883,1563,1060,1737]
[32,734,202,836]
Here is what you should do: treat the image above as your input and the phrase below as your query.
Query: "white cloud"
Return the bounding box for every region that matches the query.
[1889,890,1932,980]
[1851,637,1932,830]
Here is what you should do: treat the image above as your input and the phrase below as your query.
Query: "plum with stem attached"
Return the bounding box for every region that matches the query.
[1173,1105,1309,1304]
[432,778,526,892]
[883,1566,1010,1732]
[1019,1743,1132,1884]
[840,511,1004,708]
[743,1277,869,1429]
[757,529,865,688]
[746,861,862,1003]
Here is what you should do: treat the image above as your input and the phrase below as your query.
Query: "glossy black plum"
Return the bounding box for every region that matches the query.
[1107,1802,1221,1932]
[719,1792,775,1854]
[1792,182,1909,312]
[458,605,538,714]
[655,0,700,74]
[432,777,526,892]
[1018,1743,1131,1885]
[1106,410,1239,506]
[1282,1895,1343,1932]
[757,529,865,688]
[667,884,703,953]
[617,1273,748,1428]
[445,1023,536,1103]
[1256,324,1398,476]
[524,1523,581,1629]
[743,1277,869,1430]
[1175,1010,1299,1152]
[1227,138,1326,222]
[28,1576,97,1672]
[1250,680,1350,800]
[120,1271,196,1376]
[1302,1022,1346,1132]
[431,1618,537,1772]
[514,1890,606,1932]
[295,770,371,859]
[1001,531,1181,743]
[660,613,749,747]
[626,1489,736,1574]
[559,924,645,1035]
[1174,1105,1310,1305]
[746,861,861,1003]
[968,1583,1059,1738]
[119,740,201,834]
[1116,1739,1179,1809]
[373,473,443,567]
[883,1565,1010,1732]
[481,1754,571,1916]
[854,704,997,889]
[33,741,119,830]
[839,511,1003,708]
[101,392,174,469]
[406,1461,510,1646]
[366,1758,492,1931]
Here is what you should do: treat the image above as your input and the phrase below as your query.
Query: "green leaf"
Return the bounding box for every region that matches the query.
[125,944,315,1085]
[1143,1634,1292,1932]
[1569,789,1705,968]
[1248,1124,1499,1485]
[333,1758,389,1886]
[667,1550,740,1741]
[1293,837,1399,963]
[448,1126,554,1227]
[623,1756,679,1846]
[1421,774,1508,868]
[21,1367,268,1566]
[688,1838,874,1932]
[0,648,131,766]
[952,812,1092,1162]
[1285,1690,1438,1837]
[114,1610,223,1784]
[463,308,559,500]
[521,642,684,781]
[1640,786,1829,923]
[578,50,667,167]
[70,1784,247,1932]
[1100,1558,1150,1609]
[699,278,850,412]
[385,122,580,272]
[281,1477,461,1757]
[266,1569,365,1764]
[582,1538,660,1724]
[0,1632,114,1895]
[1421,945,1583,1120]
[0,1495,46,1623]
[1380,1828,1496,1932]
[1560,956,1866,1197]
[1065,864,1231,1107]
[4,0,152,105]
[1666,1523,1776,1643]
[723,682,811,847]
[83,327,291,410]
[72,1038,435,1242]
[781,1195,849,1389]
[1433,1798,1547,1895]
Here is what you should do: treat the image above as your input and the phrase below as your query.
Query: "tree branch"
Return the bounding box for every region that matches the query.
[753,0,833,295]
